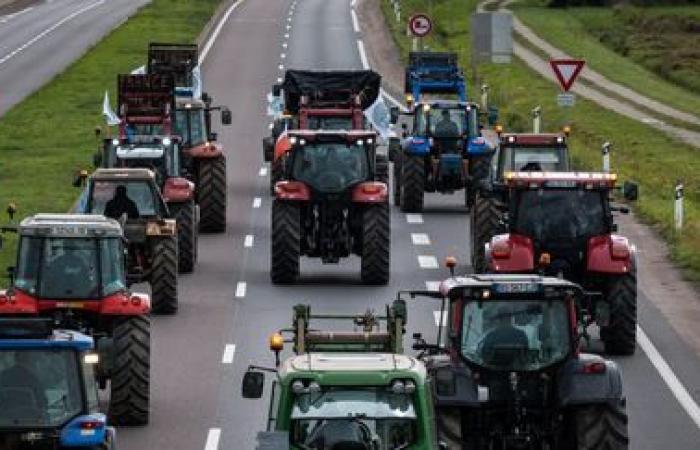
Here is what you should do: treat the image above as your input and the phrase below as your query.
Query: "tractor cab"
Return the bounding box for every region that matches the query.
[0,318,115,450]
[409,275,628,449]
[99,135,181,187]
[409,101,483,155]
[495,133,570,177]
[241,302,440,450]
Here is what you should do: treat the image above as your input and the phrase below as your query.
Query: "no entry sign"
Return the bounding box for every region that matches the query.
[408,14,432,38]
[549,59,585,92]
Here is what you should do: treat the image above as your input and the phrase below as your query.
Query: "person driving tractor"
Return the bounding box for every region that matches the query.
[481,306,529,365]
[104,185,139,220]
[433,109,460,138]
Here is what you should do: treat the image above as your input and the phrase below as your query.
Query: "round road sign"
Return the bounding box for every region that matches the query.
[408,14,432,38]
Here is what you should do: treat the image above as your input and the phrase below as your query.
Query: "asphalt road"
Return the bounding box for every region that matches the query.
[0,0,150,115]
[107,0,700,448]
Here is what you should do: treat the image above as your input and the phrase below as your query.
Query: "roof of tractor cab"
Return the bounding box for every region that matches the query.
[287,129,378,141]
[439,274,582,298]
[19,214,122,238]
[90,168,157,182]
[503,171,618,189]
[415,100,476,109]
[279,353,426,383]
[500,133,567,146]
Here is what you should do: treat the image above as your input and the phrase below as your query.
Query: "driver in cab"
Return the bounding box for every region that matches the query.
[433,110,460,138]
[104,185,139,220]
[481,306,529,365]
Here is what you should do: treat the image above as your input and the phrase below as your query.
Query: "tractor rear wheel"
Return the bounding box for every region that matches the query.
[400,154,424,213]
[375,154,389,185]
[270,158,284,196]
[570,401,629,450]
[393,155,402,207]
[361,204,390,285]
[198,156,227,233]
[602,267,637,355]
[150,237,178,314]
[472,194,502,273]
[170,200,197,274]
[466,156,490,209]
[109,316,150,426]
[271,200,301,284]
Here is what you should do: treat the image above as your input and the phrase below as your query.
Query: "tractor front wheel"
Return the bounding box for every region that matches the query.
[271,200,301,284]
[170,200,197,274]
[601,267,637,355]
[198,156,227,233]
[361,204,390,285]
[400,154,424,213]
[569,401,629,450]
[150,237,178,314]
[108,316,150,426]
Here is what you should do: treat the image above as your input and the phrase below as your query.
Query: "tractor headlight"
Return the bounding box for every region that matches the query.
[162,137,172,146]
[292,380,305,394]
[112,139,119,146]
[299,139,306,146]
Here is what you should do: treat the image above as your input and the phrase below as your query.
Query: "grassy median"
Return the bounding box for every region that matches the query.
[0,0,221,274]
[380,0,700,282]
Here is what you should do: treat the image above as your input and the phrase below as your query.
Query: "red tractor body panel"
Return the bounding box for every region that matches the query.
[162,177,195,202]
[352,182,388,203]
[274,181,311,201]
[0,290,150,315]
[185,142,223,159]
[586,235,634,274]
[487,233,535,273]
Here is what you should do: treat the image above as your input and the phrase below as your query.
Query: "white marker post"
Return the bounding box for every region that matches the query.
[675,181,684,232]
[481,84,489,110]
[532,106,541,133]
[602,142,611,173]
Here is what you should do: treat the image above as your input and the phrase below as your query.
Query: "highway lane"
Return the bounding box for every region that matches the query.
[0,0,150,115]
[116,0,700,448]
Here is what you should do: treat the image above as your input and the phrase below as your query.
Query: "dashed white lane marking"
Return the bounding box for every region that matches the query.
[244,234,254,248]
[286,24,291,30]
[235,282,247,298]
[277,76,283,83]
[278,63,284,70]
[350,9,360,33]
[637,326,700,429]
[204,428,221,450]
[433,310,447,327]
[282,42,288,48]
[0,0,105,66]
[406,213,423,224]
[280,53,286,59]
[284,33,289,39]
[411,233,431,246]
[357,39,369,70]
[259,166,268,176]
[425,281,441,292]
[418,255,439,269]
[287,16,292,22]
[222,344,236,364]
[253,197,262,208]
[199,0,246,63]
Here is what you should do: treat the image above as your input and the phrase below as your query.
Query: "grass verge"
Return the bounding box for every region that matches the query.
[0,0,222,275]
[380,0,700,283]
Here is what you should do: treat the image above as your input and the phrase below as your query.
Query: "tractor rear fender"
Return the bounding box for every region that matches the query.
[557,353,624,407]
[486,233,534,273]
[586,235,635,274]
[274,134,292,161]
[275,180,311,201]
[163,177,195,203]
[100,292,151,315]
[60,413,108,447]
[187,142,223,159]
[402,137,431,156]
[352,181,388,203]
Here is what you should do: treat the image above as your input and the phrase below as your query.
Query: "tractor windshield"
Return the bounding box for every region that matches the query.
[414,105,477,138]
[291,142,370,193]
[113,138,181,180]
[306,115,354,130]
[513,189,607,242]
[0,349,83,428]
[461,300,571,371]
[291,387,417,450]
[498,146,568,174]
[88,180,160,218]
[174,107,207,147]
[14,236,126,299]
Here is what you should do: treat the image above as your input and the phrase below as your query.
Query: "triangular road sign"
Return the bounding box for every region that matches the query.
[549,59,585,92]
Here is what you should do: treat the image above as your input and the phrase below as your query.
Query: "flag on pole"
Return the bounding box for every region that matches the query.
[102,91,120,125]
[131,65,146,75]
[363,95,395,141]
[192,65,202,99]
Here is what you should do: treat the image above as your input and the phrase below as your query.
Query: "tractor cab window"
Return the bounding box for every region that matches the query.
[291,387,417,450]
[15,236,125,299]
[514,189,607,242]
[499,146,567,174]
[115,138,180,180]
[0,349,83,428]
[415,105,474,137]
[291,142,370,193]
[461,300,571,371]
[174,107,207,147]
[89,181,159,218]
[125,123,164,140]
[307,115,354,130]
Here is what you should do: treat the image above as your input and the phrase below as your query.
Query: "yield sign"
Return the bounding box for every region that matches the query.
[549,59,585,92]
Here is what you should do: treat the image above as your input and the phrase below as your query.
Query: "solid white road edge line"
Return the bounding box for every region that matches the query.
[418,255,439,269]
[222,344,236,364]
[637,325,700,429]
[244,234,254,248]
[204,428,221,450]
[235,282,247,298]
[411,233,431,246]
[357,40,369,70]
[0,6,34,23]
[351,9,360,33]
[199,0,246,63]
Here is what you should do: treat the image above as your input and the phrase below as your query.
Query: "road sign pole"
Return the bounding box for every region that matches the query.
[412,37,418,51]
[602,142,611,173]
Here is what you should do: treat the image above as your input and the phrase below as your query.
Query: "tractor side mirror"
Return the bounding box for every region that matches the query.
[272,83,282,97]
[202,92,212,104]
[73,170,88,188]
[242,371,265,399]
[623,181,638,201]
[221,108,232,125]
[389,106,400,124]
[208,132,218,142]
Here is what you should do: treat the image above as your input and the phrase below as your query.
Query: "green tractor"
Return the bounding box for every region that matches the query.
[241,302,442,450]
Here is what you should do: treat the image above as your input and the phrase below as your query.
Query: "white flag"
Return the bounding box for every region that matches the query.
[364,95,395,141]
[102,91,120,126]
[267,91,283,117]
[192,65,202,99]
[131,65,146,75]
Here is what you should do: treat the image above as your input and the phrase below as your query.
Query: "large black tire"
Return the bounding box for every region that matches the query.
[269,158,284,196]
[170,200,196,274]
[601,267,637,355]
[467,156,491,209]
[569,401,629,450]
[375,154,389,185]
[400,154,424,213]
[198,156,227,233]
[271,201,301,284]
[471,194,502,273]
[393,155,402,207]
[150,237,178,314]
[109,316,150,426]
[361,204,390,285]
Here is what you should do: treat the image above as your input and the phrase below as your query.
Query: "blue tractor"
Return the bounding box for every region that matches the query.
[391,52,495,212]
[0,318,116,449]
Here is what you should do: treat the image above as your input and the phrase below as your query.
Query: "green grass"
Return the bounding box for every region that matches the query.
[0,0,221,277]
[381,0,700,283]
[512,4,700,117]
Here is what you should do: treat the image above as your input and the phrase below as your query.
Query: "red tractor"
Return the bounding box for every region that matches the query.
[263,70,386,193]
[147,42,232,232]
[95,74,198,273]
[483,171,639,355]
[271,130,390,285]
